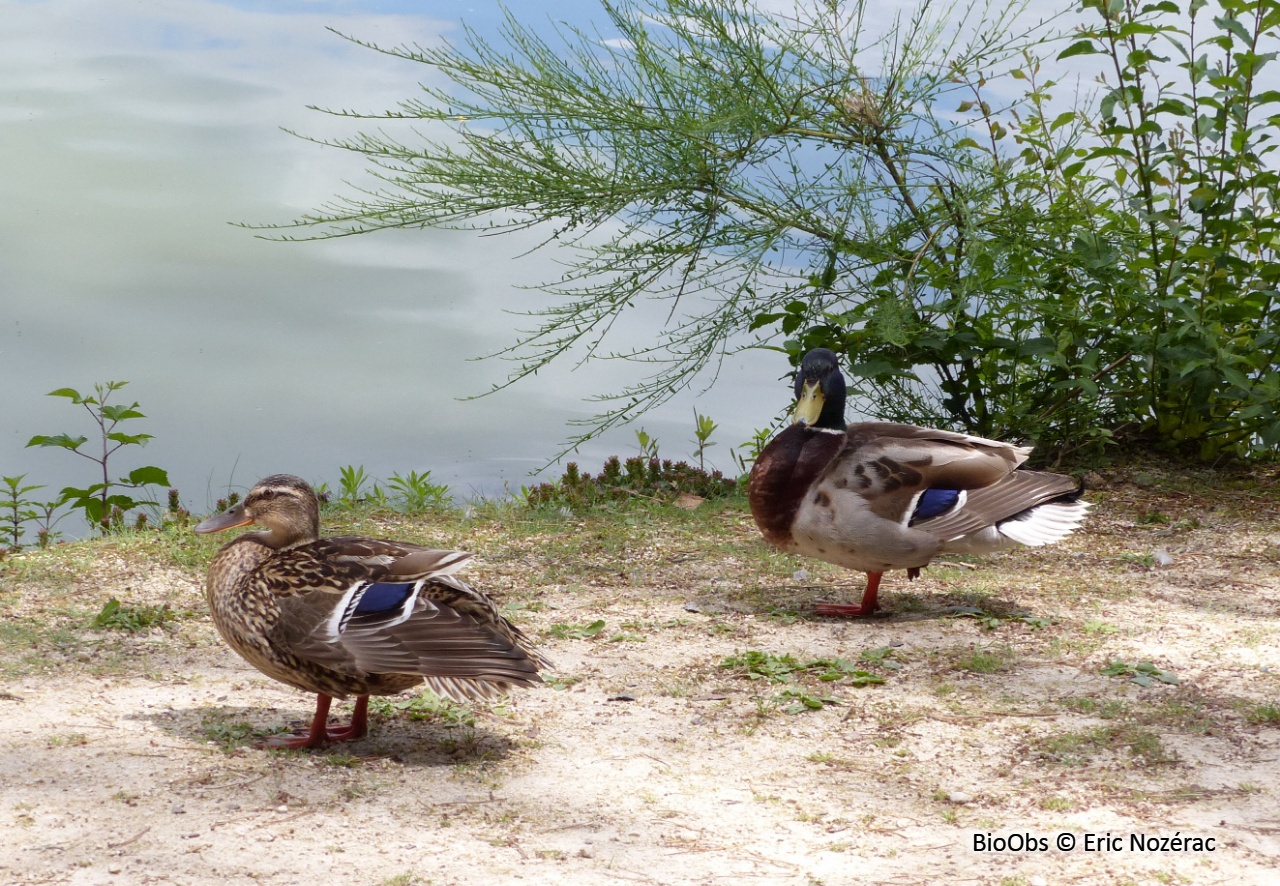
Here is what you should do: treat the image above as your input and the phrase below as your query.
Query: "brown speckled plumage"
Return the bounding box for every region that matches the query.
[196,474,549,747]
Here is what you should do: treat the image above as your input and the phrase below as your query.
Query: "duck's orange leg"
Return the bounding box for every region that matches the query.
[261,694,370,749]
[815,571,882,618]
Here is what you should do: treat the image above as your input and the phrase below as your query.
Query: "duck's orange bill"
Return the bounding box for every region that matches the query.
[194,503,253,534]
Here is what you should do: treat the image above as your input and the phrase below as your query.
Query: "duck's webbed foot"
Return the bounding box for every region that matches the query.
[259,694,370,749]
[814,572,883,618]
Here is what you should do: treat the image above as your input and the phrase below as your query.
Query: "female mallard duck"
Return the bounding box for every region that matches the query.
[748,349,1089,617]
[195,474,549,748]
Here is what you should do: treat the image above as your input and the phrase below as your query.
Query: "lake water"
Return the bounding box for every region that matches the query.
[1,0,793,532]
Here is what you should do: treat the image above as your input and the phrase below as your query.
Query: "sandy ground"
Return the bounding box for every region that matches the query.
[2,473,1279,886]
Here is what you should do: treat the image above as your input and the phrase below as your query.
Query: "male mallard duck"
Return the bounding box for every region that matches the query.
[748,349,1089,617]
[195,474,548,748]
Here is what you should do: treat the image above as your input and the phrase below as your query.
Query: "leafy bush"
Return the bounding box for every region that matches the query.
[783,0,1280,460]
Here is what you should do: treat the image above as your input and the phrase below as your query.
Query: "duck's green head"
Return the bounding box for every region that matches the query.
[791,348,847,429]
[195,473,320,548]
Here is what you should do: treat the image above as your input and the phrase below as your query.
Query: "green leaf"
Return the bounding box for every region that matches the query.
[1188,186,1217,212]
[46,387,84,401]
[126,466,170,486]
[26,433,88,451]
[1151,98,1191,117]
[100,405,145,422]
[1050,111,1077,131]
[1086,146,1135,160]
[1058,40,1099,60]
[1221,367,1249,389]
[80,498,104,524]
[748,312,785,332]
[103,494,144,510]
[1213,14,1253,46]
[1193,113,1219,138]
[107,432,153,446]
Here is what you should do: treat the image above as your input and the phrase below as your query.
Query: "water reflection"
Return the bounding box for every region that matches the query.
[0,0,785,526]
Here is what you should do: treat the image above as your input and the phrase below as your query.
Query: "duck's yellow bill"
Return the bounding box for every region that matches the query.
[792,380,824,426]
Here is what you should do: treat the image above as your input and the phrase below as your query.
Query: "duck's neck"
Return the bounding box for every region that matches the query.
[815,376,847,430]
[252,524,318,550]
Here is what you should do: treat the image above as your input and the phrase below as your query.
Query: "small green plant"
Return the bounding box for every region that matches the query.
[1,475,43,550]
[807,658,886,686]
[1245,703,1280,724]
[26,382,170,533]
[548,619,607,640]
[200,714,262,752]
[378,875,420,886]
[335,465,372,508]
[948,607,1006,631]
[776,687,841,714]
[91,598,176,633]
[690,410,718,471]
[634,428,660,460]
[949,607,1051,631]
[720,650,884,687]
[1101,661,1179,687]
[543,675,581,690]
[165,488,191,528]
[386,470,451,512]
[214,491,242,515]
[733,426,774,478]
[1038,724,1174,767]
[722,649,807,682]
[371,690,476,727]
[48,732,89,748]
[953,645,1016,674]
[365,483,392,509]
[859,646,903,670]
[27,499,65,549]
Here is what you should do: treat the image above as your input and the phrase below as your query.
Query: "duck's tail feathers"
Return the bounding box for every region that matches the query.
[421,670,546,703]
[995,483,1090,547]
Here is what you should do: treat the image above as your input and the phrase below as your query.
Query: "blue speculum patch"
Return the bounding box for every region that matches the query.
[355,582,415,615]
[913,488,961,522]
